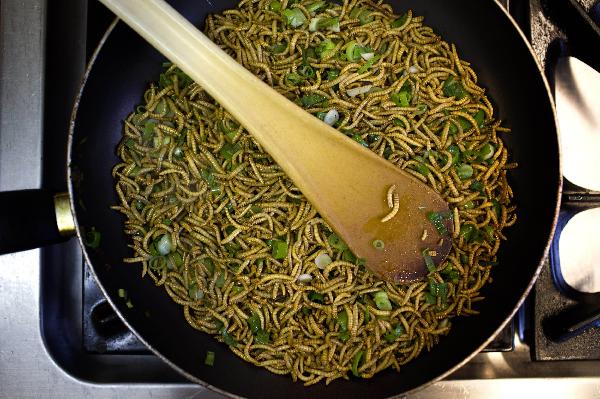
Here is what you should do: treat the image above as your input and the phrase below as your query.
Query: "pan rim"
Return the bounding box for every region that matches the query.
[66,0,562,397]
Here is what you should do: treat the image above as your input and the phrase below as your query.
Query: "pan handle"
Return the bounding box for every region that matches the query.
[0,190,75,255]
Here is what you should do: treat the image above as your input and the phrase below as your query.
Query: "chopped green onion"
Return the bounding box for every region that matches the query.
[473,109,486,127]
[426,211,450,236]
[390,13,408,28]
[154,98,168,114]
[220,328,237,346]
[300,93,327,107]
[84,227,101,249]
[247,313,261,334]
[306,0,327,13]
[156,234,172,255]
[269,42,287,54]
[351,351,364,377]
[204,351,215,366]
[269,0,281,11]
[373,291,392,310]
[424,292,436,304]
[456,164,474,180]
[422,248,436,272]
[142,121,156,141]
[442,266,460,283]
[357,54,380,74]
[429,281,448,302]
[415,104,428,115]
[345,41,371,62]
[442,76,468,99]
[308,291,325,303]
[339,331,350,342]
[315,252,332,269]
[477,142,495,161]
[326,68,340,80]
[459,223,476,241]
[393,118,405,127]
[255,329,270,344]
[337,310,349,331]
[282,8,307,27]
[285,72,305,86]
[352,134,369,148]
[215,272,226,288]
[390,91,411,107]
[470,181,484,192]
[310,17,340,32]
[327,233,348,251]
[271,239,288,259]
[315,39,336,58]
[412,162,429,176]
[372,239,385,250]
[219,142,241,160]
[384,324,405,342]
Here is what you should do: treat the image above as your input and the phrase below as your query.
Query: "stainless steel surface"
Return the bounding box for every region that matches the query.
[558,208,600,293]
[3,0,600,397]
[555,57,600,191]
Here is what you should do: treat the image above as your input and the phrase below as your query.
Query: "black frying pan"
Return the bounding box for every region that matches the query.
[0,0,560,397]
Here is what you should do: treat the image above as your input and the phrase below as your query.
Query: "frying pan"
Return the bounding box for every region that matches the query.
[0,0,560,397]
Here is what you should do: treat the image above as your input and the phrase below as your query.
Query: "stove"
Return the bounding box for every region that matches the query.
[2,0,600,398]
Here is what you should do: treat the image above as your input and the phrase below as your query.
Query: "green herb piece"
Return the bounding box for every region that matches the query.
[282,8,307,27]
[390,91,411,107]
[412,162,430,176]
[307,0,327,13]
[442,266,460,283]
[424,292,436,304]
[415,104,428,115]
[204,351,215,366]
[300,93,327,107]
[283,73,303,87]
[470,181,484,192]
[298,65,315,80]
[442,76,468,100]
[456,163,474,180]
[422,248,436,272]
[269,42,287,54]
[339,331,350,342]
[459,223,476,241]
[269,0,281,11]
[426,211,450,236]
[255,329,270,344]
[429,281,448,302]
[142,120,156,141]
[308,291,325,303]
[345,41,371,62]
[248,313,261,334]
[351,350,364,377]
[219,142,241,160]
[326,68,340,80]
[215,272,226,288]
[271,239,288,259]
[384,324,405,342]
[220,328,237,346]
[84,227,101,249]
[373,291,392,311]
[337,310,349,331]
[327,233,348,251]
[315,39,336,58]
[390,13,408,28]
[311,17,340,32]
[372,239,385,250]
[352,134,369,147]
[357,54,380,74]
[200,168,221,194]
[478,142,495,161]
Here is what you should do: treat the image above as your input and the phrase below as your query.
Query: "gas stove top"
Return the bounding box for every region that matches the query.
[2,0,600,398]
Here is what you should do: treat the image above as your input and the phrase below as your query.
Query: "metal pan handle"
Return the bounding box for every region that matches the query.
[0,190,75,255]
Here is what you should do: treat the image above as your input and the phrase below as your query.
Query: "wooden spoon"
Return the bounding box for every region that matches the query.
[99,0,453,282]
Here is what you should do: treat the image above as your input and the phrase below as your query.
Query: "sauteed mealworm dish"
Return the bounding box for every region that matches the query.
[111,0,517,385]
